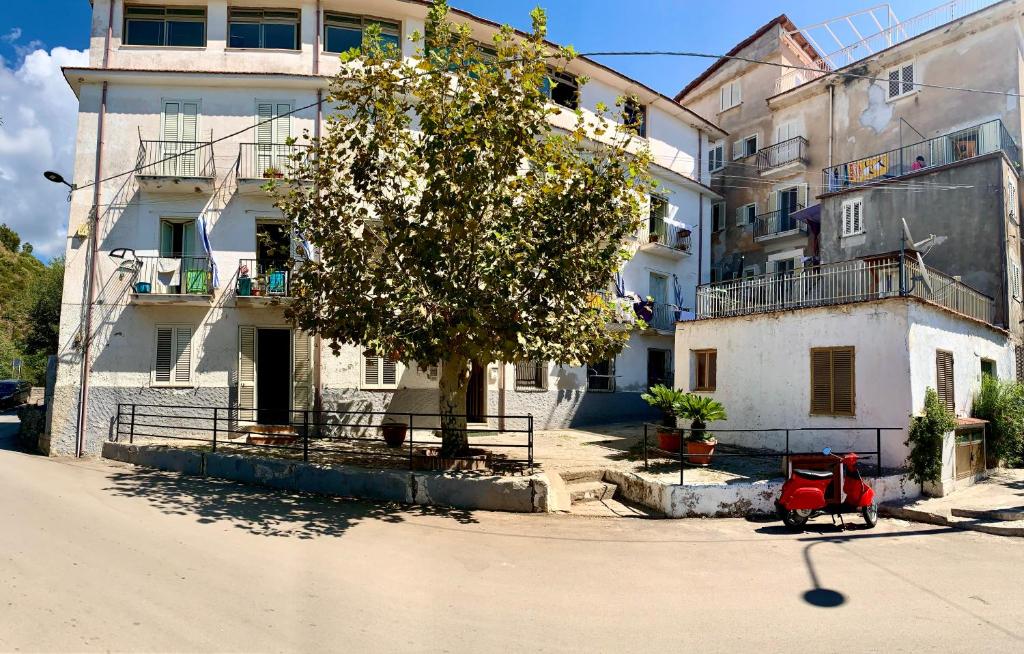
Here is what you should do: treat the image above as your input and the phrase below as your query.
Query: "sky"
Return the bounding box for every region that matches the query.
[0,0,996,261]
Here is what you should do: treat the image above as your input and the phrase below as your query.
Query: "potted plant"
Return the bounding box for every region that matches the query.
[648,232,660,244]
[381,421,408,448]
[263,166,284,179]
[641,384,685,451]
[675,393,727,465]
[237,264,252,296]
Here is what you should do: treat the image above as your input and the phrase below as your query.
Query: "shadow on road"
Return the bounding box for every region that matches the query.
[103,467,479,539]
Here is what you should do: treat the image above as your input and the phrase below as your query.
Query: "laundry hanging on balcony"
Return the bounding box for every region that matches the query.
[196,213,219,288]
[633,296,655,323]
[663,217,693,234]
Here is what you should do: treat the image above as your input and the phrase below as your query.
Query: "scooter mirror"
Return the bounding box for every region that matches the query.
[822,447,832,456]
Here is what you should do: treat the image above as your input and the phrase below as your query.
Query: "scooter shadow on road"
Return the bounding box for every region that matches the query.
[102,467,481,540]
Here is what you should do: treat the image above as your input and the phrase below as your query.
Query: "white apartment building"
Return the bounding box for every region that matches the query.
[46,0,726,456]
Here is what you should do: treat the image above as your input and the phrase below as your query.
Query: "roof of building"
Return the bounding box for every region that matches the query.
[674,14,818,102]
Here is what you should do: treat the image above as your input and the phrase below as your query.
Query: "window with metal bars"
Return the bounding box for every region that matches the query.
[936,350,955,414]
[514,361,546,390]
[887,63,915,100]
[587,358,615,392]
[810,347,855,416]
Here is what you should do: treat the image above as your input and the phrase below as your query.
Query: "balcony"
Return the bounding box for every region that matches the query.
[130,256,214,306]
[753,206,809,242]
[646,302,679,333]
[756,136,808,176]
[136,140,216,193]
[594,291,636,332]
[822,119,1021,192]
[236,143,311,194]
[235,258,296,306]
[696,254,993,324]
[638,218,692,260]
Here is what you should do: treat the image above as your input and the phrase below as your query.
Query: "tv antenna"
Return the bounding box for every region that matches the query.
[901,217,947,295]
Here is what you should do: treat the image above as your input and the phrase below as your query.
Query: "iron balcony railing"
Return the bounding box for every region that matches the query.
[236,143,310,181]
[756,136,809,173]
[696,253,993,323]
[131,255,213,295]
[753,205,808,239]
[640,218,692,253]
[236,258,294,297]
[137,140,216,179]
[648,302,679,331]
[823,119,1021,192]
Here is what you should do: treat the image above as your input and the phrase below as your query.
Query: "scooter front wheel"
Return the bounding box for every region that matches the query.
[781,508,811,529]
[862,501,879,528]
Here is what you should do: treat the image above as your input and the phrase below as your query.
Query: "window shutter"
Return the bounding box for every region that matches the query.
[831,348,855,415]
[936,351,955,414]
[155,327,174,383]
[173,326,192,384]
[364,354,379,386]
[733,82,741,105]
[426,363,440,381]
[292,330,312,414]
[720,86,727,112]
[798,183,809,209]
[843,202,853,236]
[238,326,257,421]
[708,352,717,390]
[162,102,181,141]
[256,102,274,144]
[275,103,292,142]
[181,102,199,141]
[853,201,863,234]
[810,349,833,414]
[732,139,744,160]
[768,190,778,212]
[382,356,398,386]
[735,206,745,226]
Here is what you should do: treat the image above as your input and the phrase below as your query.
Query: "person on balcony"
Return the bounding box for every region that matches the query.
[911,155,927,171]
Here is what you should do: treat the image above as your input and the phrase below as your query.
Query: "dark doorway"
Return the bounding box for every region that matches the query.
[647,349,671,389]
[779,187,799,229]
[466,360,486,423]
[257,328,291,425]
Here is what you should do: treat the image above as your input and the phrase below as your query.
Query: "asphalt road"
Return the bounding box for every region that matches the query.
[2,411,1023,653]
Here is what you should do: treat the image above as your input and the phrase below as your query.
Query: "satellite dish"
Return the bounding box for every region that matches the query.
[902,218,934,294]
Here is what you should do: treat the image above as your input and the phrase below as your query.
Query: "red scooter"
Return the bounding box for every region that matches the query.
[776,448,878,530]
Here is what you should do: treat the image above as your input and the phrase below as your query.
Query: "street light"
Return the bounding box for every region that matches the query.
[44,170,76,200]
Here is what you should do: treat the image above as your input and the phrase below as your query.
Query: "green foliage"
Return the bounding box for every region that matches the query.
[0,224,21,252]
[274,0,653,451]
[674,393,727,440]
[640,384,685,427]
[971,374,1024,465]
[906,387,957,484]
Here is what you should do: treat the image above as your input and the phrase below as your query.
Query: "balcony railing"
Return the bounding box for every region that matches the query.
[823,119,1020,192]
[696,253,993,324]
[639,218,692,253]
[647,302,679,331]
[753,206,808,240]
[236,258,294,298]
[137,140,215,179]
[756,136,808,174]
[131,256,213,296]
[237,143,310,181]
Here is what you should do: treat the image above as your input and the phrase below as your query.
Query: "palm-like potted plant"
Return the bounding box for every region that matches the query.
[675,393,727,465]
[641,384,685,451]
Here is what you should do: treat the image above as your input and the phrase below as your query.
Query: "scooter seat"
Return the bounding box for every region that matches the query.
[794,468,833,480]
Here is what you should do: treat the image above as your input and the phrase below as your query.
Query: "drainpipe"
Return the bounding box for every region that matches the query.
[697,130,704,286]
[313,1,321,75]
[102,0,114,69]
[828,85,834,167]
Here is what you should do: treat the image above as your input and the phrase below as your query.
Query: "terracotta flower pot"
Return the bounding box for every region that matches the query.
[381,423,407,448]
[686,438,717,466]
[657,427,682,452]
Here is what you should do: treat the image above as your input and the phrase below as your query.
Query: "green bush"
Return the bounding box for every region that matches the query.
[906,387,957,484]
[971,375,1024,466]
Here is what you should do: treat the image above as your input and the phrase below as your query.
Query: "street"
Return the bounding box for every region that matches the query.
[2,413,1023,653]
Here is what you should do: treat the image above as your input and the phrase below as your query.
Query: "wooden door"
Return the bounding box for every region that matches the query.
[466,360,486,423]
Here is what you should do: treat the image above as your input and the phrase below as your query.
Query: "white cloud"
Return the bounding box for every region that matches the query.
[1,28,23,44]
[0,46,88,260]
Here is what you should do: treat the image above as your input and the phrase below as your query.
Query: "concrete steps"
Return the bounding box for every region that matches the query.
[950,507,1024,522]
[882,502,1024,537]
[557,469,660,518]
[569,480,617,503]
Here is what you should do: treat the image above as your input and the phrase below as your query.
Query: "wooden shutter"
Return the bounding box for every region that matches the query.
[154,327,174,383]
[852,201,863,234]
[831,348,855,415]
[238,326,257,421]
[936,350,955,414]
[292,330,312,414]
[173,327,192,384]
[707,351,717,390]
[364,354,379,386]
[843,202,853,236]
[811,347,855,415]
[382,357,398,386]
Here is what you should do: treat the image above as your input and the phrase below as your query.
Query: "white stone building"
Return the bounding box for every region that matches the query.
[47,0,726,456]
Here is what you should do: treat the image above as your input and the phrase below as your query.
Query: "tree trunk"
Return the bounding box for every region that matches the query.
[438,354,470,457]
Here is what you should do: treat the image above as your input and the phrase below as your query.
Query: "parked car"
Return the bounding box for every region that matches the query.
[0,380,31,409]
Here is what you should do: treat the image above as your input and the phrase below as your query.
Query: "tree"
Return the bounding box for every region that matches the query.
[274,0,653,455]
[0,224,20,252]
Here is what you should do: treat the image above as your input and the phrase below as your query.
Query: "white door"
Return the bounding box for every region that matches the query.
[238,326,257,423]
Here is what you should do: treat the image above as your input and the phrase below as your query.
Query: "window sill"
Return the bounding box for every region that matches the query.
[709,166,726,174]
[885,90,919,104]
[225,47,302,53]
[151,383,195,389]
[361,387,400,391]
[514,387,548,393]
[120,45,208,51]
[841,231,866,239]
[718,102,742,115]
[693,388,716,393]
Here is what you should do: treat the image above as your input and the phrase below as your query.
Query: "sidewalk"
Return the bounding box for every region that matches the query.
[881,469,1024,537]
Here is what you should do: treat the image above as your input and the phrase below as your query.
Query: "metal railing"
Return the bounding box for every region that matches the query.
[772,68,825,95]
[237,143,310,181]
[753,205,807,239]
[640,218,692,253]
[137,140,216,179]
[236,258,295,297]
[114,404,534,471]
[822,119,1020,191]
[641,425,903,486]
[647,302,679,331]
[756,136,809,173]
[696,252,994,323]
[131,255,213,295]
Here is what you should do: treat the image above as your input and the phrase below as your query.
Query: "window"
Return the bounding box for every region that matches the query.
[124,6,206,47]
[742,264,760,278]
[1012,262,1022,301]
[887,63,915,100]
[153,325,193,385]
[544,70,579,110]
[587,358,615,392]
[981,359,996,380]
[515,360,546,390]
[841,198,864,237]
[709,267,720,283]
[936,350,955,414]
[228,8,299,50]
[720,80,742,112]
[363,352,401,389]
[160,219,196,258]
[708,140,725,172]
[324,12,401,55]
[648,195,668,242]
[733,134,758,160]
[1008,179,1018,224]
[624,99,647,138]
[693,350,717,391]
[736,203,756,227]
[810,347,855,416]
[711,201,725,232]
